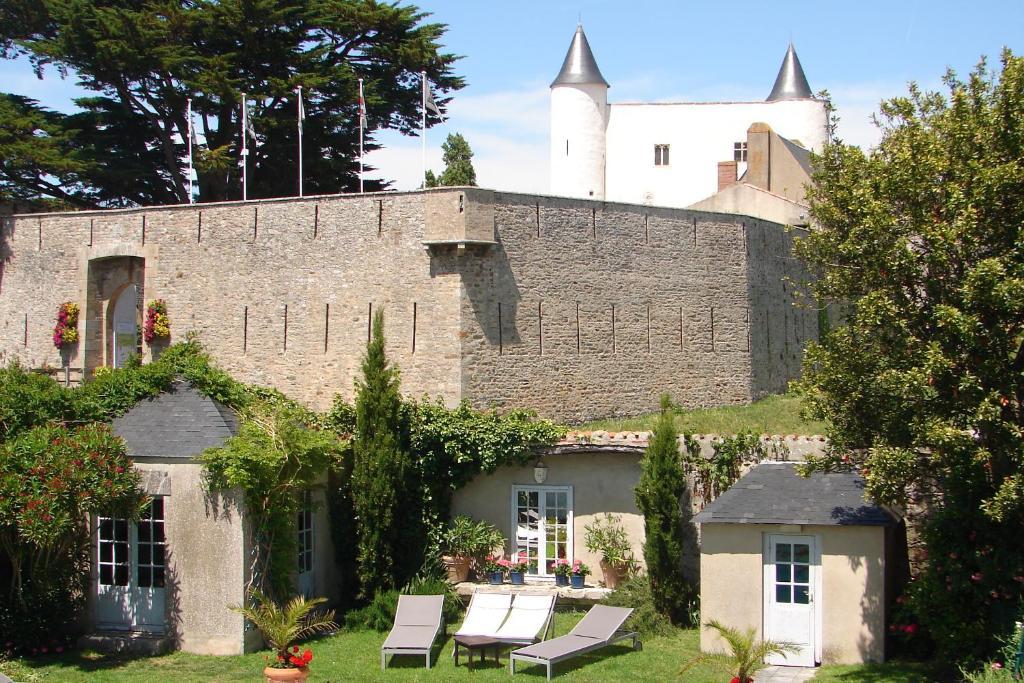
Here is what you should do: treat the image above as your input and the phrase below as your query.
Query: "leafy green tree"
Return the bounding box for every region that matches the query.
[795,50,1024,662]
[424,132,477,187]
[0,0,463,207]
[635,394,692,624]
[351,309,419,598]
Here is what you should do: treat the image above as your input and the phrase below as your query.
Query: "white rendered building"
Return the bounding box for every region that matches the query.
[549,27,828,208]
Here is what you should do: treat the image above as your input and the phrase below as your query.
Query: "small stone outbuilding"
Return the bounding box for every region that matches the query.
[695,463,903,666]
[82,380,335,655]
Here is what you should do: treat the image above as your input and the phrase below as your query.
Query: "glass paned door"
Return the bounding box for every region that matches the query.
[764,534,816,666]
[512,486,572,577]
[297,491,314,597]
[95,498,167,633]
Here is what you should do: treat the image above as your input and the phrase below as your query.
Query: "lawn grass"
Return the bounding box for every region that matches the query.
[577,393,828,436]
[0,611,945,682]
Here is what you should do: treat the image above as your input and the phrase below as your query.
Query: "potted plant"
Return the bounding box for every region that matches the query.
[483,555,505,585]
[231,590,338,683]
[570,560,590,589]
[681,619,798,682]
[553,558,571,587]
[441,516,505,583]
[583,513,637,589]
[508,553,529,585]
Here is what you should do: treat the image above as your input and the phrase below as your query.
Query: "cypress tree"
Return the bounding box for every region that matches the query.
[351,309,417,598]
[635,394,692,623]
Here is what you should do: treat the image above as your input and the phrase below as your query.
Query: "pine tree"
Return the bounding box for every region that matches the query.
[635,394,692,623]
[424,132,477,187]
[351,309,416,598]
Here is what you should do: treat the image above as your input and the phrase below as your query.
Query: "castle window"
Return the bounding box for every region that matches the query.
[734,142,748,162]
[654,144,670,166]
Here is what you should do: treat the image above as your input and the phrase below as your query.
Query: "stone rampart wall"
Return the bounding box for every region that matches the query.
[0,188,815,420]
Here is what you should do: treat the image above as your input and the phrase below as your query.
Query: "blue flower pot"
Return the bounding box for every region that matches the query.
[570,574,585,589]
[555,574,569,587]
[510,571,525,585]
[489,571,504,585]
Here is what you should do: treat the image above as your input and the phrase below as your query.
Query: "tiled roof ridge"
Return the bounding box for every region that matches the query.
[560,430,827,445]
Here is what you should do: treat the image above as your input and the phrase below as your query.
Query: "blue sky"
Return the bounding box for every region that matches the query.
[3,0,1023,193]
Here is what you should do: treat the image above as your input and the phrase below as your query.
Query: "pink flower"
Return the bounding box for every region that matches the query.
[992,662,1004,670]
[903,624,918,636]
[971,572,983,582]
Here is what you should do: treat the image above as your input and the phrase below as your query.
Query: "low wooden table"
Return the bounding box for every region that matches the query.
[453,635,502,670]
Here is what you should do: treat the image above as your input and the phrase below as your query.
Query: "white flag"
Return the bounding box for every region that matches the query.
[297,87,305,134]
[358,79,367,130]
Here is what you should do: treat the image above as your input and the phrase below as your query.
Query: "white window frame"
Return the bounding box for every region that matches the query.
[510,484,573,579]
[734,141,748,162]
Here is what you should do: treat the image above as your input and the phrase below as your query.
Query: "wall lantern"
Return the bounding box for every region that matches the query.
[533,458,549,484]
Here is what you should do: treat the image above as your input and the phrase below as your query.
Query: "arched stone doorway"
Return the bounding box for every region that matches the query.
[110,283,141,368]
[84,255,145,376]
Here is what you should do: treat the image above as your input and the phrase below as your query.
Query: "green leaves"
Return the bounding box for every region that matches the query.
[0,0,465,205]
[797,50,1024,662]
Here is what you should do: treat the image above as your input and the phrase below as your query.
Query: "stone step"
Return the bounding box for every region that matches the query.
[77,630,174,656]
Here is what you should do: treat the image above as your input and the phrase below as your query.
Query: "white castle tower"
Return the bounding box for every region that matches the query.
[549,25,609,200]
[549,30,828,208]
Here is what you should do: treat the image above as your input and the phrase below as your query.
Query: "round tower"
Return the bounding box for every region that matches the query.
[550,25,608,200]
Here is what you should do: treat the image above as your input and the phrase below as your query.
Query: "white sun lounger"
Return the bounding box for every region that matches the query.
[493,593,556,645]
[509,604,640,681]
[380,594,445,670]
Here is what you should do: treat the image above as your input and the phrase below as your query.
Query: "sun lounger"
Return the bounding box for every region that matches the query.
[454,591,513,638]
[509,604,640,681]
[493,593,556,645]
[453,591,512,662]
[380,594,445,670]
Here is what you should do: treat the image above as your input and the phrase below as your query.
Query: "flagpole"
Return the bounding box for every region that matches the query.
[421,71,427,188]
[241,92,248,202]
[297,86,304,198]
[186,97,194,204]
[358,78,365,194]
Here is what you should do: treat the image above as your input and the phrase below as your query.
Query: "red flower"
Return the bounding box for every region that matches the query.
[731,678,741,683]
[292,645,300,653]
[903,624,918,635]
[303,649,313,662]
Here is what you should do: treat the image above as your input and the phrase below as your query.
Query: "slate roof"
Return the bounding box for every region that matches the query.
[112,379,239,459]
[767,43,813,101]
[551,25,609,88]
[694,463,898,526]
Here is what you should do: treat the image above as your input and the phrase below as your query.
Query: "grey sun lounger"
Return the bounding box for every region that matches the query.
[509,604,640,681]
[381,594,445,670]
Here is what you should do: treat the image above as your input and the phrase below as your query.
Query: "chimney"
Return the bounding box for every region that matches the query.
[717,161,738,191]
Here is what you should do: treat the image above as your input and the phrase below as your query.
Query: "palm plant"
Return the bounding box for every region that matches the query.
[231,590,338,669]
[681,619,799,682]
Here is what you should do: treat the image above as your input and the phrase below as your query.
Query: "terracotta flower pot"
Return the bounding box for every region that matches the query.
[599,559,627,589]
[442,554,472,583]
[263,666,309,682]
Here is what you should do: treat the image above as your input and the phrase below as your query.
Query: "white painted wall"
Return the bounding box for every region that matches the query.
[602,99,827,208]
[549,83,608,200]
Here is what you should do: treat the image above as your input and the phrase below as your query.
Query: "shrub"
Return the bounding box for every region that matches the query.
[443,516,505,558]
[602,574,678,637]
[0,422,144,652]
[343,576,462,632]
[584,513,637,568]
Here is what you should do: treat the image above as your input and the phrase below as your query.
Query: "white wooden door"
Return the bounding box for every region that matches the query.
[95,499,167,633]
[764,534,817,666]
[297,495,314,598]
[112,284,139,368]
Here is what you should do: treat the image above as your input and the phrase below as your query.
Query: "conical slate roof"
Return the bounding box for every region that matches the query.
[767,43,812,101]
[551,25,609,88]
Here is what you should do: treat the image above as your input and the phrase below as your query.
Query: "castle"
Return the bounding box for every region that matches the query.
[0,30,824,423]
[549,26,827,209]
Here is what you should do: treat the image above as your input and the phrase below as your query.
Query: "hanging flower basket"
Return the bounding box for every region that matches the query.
[143,299,170,344]
[52,302,79,349]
